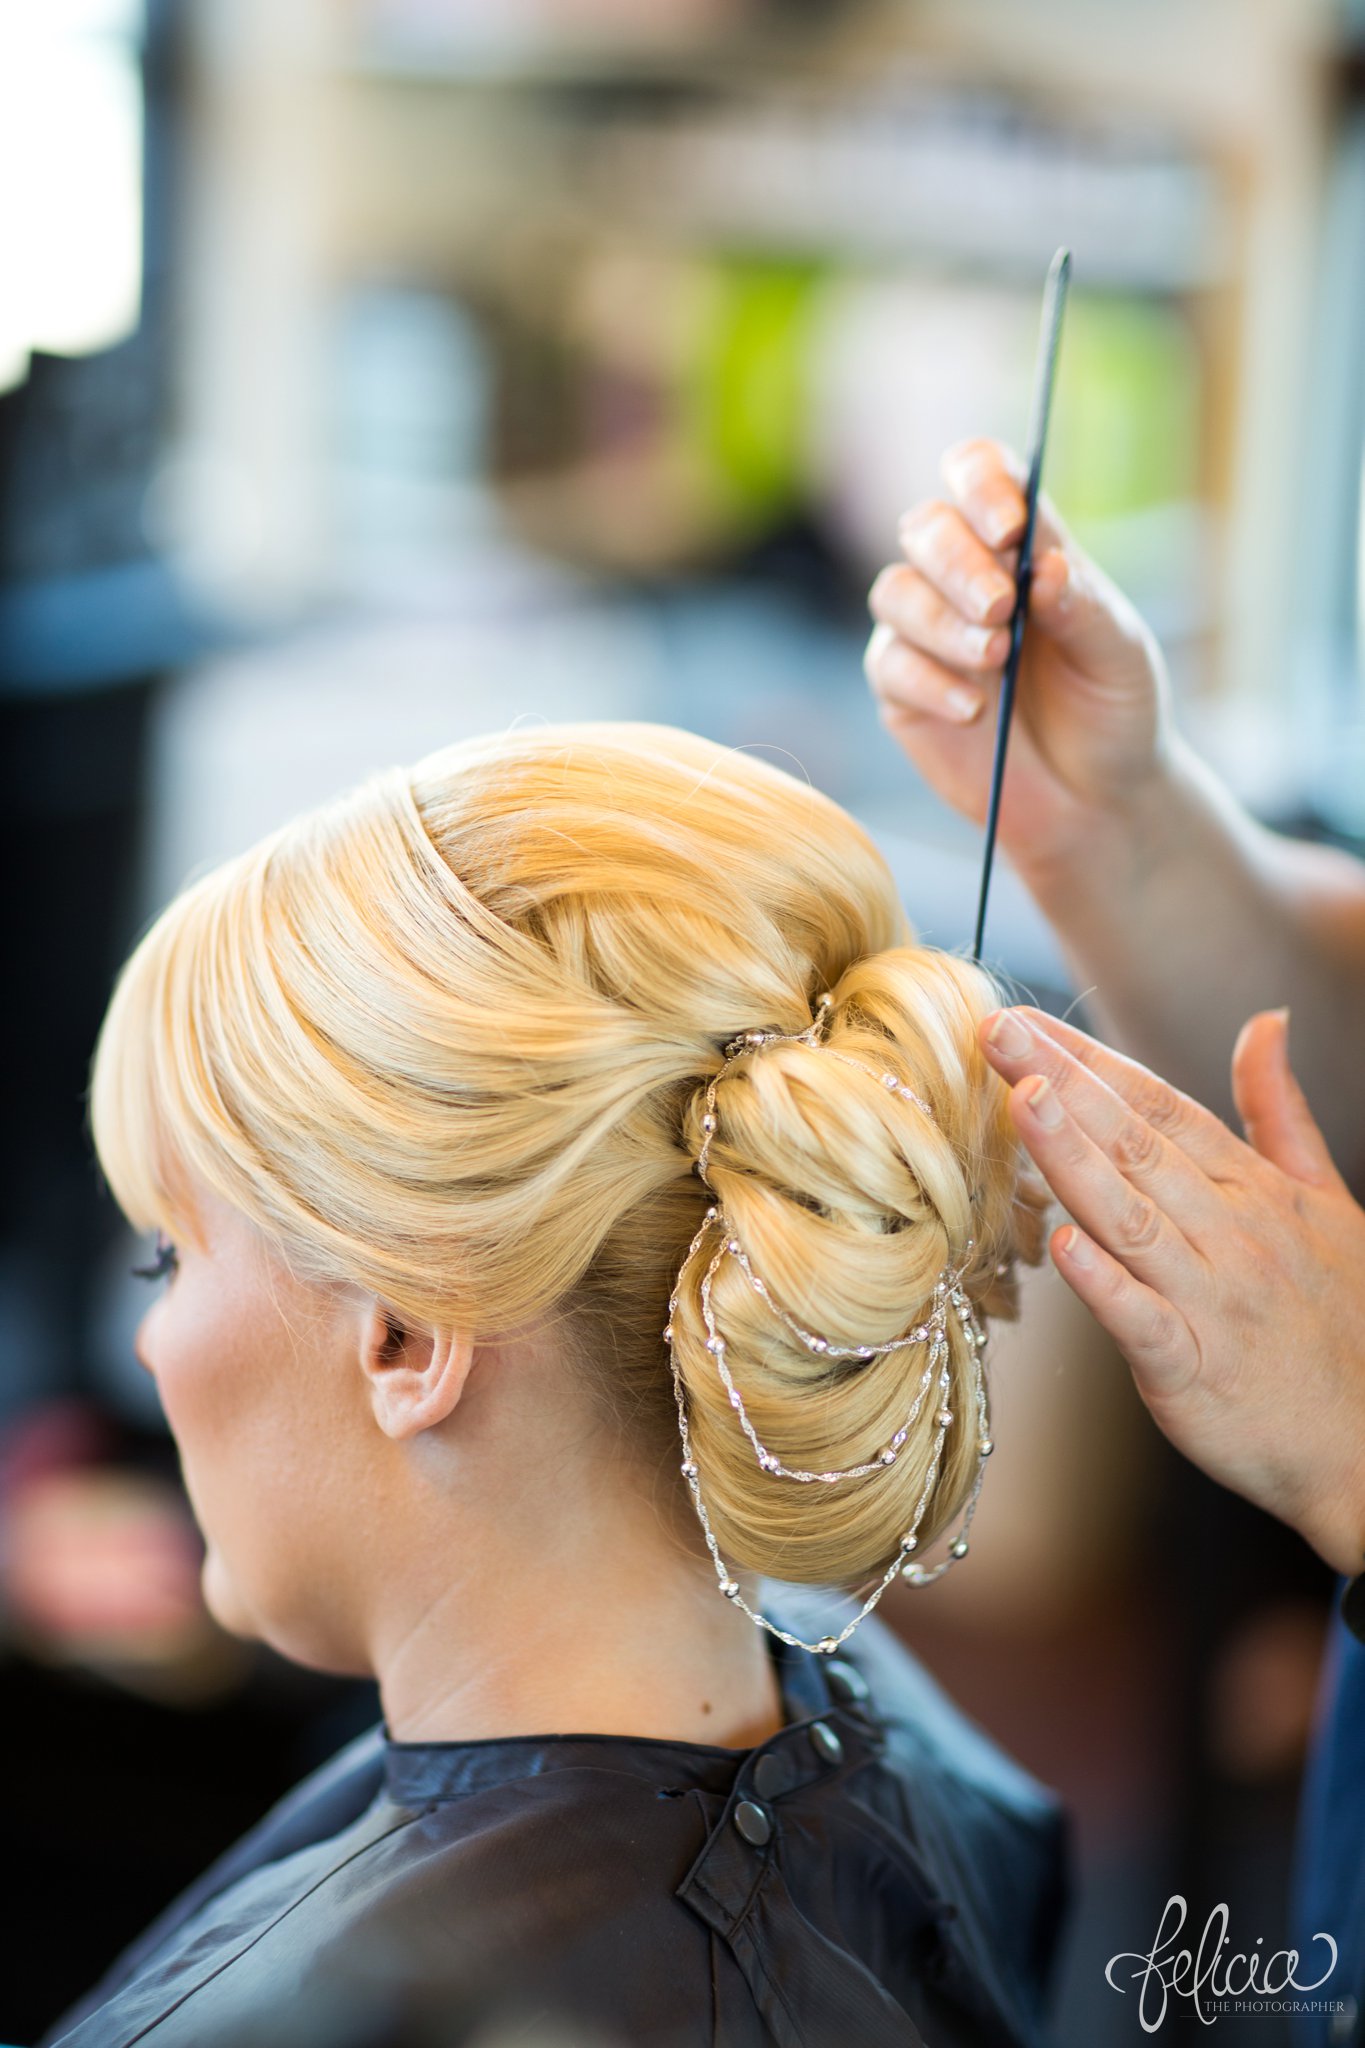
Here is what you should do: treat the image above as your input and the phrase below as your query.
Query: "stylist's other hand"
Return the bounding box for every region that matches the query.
[865,438,1173,885]
[979,1004,1365,1576]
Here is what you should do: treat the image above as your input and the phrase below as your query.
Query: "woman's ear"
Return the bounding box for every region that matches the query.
[357,1303,476,1441]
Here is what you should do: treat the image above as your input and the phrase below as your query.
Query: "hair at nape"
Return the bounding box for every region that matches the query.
[90,723,1048,1610]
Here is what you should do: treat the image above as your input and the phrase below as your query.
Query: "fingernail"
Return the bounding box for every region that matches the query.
[963,623,1004,660]
[1059,1225,1093,1268]
[947,685,983,722]
[972,577,1013,624]
[986,1010,1033,1057]
[1023,1076,1064,1129]
[982,506,1020,548]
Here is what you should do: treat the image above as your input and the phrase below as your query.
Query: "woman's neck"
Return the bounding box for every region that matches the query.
[368,1487,787,1750]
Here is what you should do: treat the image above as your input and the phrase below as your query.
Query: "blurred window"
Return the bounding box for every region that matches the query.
[0,0,146,395]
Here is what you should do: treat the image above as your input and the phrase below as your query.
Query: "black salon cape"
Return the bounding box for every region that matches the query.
[41,1586,1068,2048]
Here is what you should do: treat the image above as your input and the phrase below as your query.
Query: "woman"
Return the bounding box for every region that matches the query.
[46,723,1066,2048]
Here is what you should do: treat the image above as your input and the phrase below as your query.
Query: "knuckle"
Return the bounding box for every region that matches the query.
[942,435,998,480]
[1114,1191,1164,1257]
[1110,1116,1163,1178]
[900,500,953,557]
[1134,1078,1193,1138]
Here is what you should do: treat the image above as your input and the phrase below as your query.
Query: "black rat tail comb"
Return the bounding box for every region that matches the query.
[971,247,1072,965]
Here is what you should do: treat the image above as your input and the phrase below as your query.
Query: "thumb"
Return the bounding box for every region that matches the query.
[1231,1009,1346,1190]
[1028,543,1158,695]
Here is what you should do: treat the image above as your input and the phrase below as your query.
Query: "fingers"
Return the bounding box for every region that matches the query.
[869,436,1167,766]
[991,1056,1210,1299]
[940,438,1026,550]
[864,624,994,726]
[868,567,1011,676]
[983,1008,1243,1179]
[889,435,1147,685]
[939,436,1070,557]
[1046,1220,1198,1400]
[895,501,1016,627]
[868,437,1080,733]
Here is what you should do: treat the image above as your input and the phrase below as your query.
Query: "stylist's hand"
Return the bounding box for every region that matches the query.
[979,1003,1365,1575]
[865,438,1174,884]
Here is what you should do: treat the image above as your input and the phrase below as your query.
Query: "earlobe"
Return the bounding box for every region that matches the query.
[358,1303,476,1441]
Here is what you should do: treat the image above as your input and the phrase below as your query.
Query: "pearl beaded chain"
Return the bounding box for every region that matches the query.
[665,998,996,1658]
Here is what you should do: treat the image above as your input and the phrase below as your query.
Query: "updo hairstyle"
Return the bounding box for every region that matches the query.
[91,724,1048,1591]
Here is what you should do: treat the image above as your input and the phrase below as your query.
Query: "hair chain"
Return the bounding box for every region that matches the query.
[665,997,994,1657]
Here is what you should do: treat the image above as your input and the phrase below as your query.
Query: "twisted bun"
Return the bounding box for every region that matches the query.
[91,721,1047,1602]
[670,950,1048,1588]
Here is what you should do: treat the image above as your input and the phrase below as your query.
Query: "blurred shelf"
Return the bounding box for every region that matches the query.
[332,69,1229,291]
[336,0,884,93]
[176,0,1347,775]
[573,106,1226,291]
[340,28,812,91]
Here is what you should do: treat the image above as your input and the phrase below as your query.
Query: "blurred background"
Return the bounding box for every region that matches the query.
[3,0,1365,2040]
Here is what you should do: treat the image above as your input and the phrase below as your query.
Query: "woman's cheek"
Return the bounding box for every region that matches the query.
[154,1371,207,1476]
[200,1542,256,1639]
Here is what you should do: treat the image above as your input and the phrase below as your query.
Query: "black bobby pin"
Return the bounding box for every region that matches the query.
[971,247,1072,966]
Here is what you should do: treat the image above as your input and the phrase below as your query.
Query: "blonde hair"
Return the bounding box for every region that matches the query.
[91,723,1047,1589]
